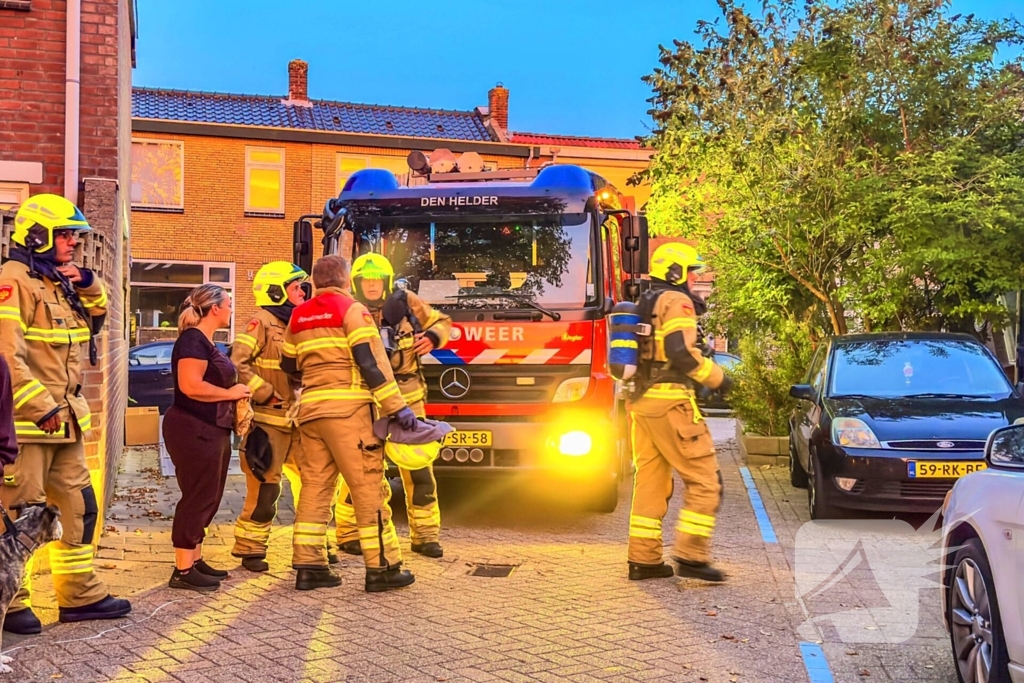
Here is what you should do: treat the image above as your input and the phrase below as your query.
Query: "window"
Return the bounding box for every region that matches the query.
[128,343,173,366]
[245,147,285,215]
[131,139,184,210]
[129,260,235,344]
[337,153,410,192]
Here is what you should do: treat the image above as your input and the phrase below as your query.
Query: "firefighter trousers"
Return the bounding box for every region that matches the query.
[232,425,302,558]
[627,404,722,565]
[292,407,402,570]
[334,398,440,546]
[0,433,108,610]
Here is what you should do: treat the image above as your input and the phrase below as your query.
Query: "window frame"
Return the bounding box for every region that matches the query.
[245,146,286,216]
[130,138,185,211]
[129,259,236,341]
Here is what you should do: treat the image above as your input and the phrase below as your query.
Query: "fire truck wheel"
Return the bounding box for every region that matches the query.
[587,479,620,514]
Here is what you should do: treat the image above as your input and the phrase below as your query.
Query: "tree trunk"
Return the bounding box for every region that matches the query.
[825,298,848,335]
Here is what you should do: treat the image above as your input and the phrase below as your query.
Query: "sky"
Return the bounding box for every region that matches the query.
[134,0,1022,140]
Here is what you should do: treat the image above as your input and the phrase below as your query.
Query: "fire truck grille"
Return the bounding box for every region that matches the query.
[423,365,591,404]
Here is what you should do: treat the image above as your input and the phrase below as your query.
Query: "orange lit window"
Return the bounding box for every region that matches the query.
[245,147,285,214]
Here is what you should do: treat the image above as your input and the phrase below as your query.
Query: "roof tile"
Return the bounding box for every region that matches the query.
[511,131,642,149]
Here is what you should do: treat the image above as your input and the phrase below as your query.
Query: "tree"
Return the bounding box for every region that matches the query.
[638,0,1024,337]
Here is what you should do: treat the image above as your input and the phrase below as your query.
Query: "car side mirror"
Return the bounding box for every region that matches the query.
[987,423,1024,469]
[1016,381,1024,395]
[789,384,813,401]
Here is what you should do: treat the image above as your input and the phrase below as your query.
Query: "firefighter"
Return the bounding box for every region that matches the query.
[626,243,732,583]
[0,194,131,634]
[230,261,310,572]
[334,253,451,559]
[281,255,417,592]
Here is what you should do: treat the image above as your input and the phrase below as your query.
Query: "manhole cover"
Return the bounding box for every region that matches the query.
[469,563,516,578]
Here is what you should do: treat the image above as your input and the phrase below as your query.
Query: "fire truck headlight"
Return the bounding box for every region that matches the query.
[552,377,590,403]
[558,431,592,457]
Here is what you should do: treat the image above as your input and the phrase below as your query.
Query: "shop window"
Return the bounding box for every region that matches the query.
[130,139,184,211]
[129,260,234,344]
[245,147,285,215]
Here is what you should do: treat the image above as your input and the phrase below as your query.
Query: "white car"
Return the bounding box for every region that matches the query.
[943,423,1024,683]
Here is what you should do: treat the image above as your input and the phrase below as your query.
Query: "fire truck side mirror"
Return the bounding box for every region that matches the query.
[293,219,314,275]
[636,215,650,274]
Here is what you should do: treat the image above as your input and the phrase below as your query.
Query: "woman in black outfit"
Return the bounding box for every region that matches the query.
[163,284,251,591]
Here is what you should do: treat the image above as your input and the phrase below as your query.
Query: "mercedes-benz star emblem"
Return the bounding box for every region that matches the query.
[439,367,471,399]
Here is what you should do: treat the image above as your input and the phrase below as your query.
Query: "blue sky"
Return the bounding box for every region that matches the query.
[134,0,1021,140]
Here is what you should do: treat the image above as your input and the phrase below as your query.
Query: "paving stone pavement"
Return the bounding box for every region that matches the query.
[0,418,959,683]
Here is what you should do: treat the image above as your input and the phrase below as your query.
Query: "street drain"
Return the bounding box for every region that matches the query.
[469,563,516,578]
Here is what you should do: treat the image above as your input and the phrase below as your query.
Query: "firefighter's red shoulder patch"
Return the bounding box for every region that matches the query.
[246,319,259,332]
[362,311,375,325]
[0,285,12,304]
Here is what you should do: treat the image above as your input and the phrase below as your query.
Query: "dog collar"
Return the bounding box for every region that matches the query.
[1,505,39,553]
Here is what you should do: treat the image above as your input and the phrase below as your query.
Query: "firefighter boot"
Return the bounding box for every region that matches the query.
[58,595,132,623]
[628,561,675,581]
[672,557,726,583]
[339,540,362,556]
[295,567,342,591]
[241,557,270,573]
[365,565,415,593]
[2,609,41,635]
[411,542,443,558]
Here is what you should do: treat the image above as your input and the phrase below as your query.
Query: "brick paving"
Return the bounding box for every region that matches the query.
[1,419,958,682]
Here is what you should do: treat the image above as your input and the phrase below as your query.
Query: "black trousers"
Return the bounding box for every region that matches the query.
[163,406,231,549]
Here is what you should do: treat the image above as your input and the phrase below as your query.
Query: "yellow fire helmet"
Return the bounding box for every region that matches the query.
[351,252,395,302]
[649,242,705,286]
[385,440,440,470]
[252,261,309,307]
[13,193,92,253]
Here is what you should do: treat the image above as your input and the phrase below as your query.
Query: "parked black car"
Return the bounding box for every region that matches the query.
[696,352,741,413]
[129,340,230,414]
[788,332,1024,519]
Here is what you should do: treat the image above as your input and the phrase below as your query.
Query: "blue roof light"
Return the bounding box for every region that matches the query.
[343,169,401,193]
[530,165,596,193]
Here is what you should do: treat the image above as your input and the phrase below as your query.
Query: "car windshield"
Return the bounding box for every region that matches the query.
[829,339,1012,399]
[351,216,596,310]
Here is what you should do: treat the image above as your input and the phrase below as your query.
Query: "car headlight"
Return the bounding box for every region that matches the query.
[553,377,590,403]
[832,417,881,449]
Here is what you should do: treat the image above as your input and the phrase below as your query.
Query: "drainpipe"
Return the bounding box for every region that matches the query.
[64,0,81,202]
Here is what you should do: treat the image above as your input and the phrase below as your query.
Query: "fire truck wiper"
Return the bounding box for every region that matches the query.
[445,293,562,322]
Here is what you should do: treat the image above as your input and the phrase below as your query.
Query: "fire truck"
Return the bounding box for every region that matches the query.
[293,150,648,512]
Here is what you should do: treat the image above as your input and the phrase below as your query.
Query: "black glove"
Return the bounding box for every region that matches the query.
[244,426,273,483]
[393,406,418,430]
[717,375,734,396]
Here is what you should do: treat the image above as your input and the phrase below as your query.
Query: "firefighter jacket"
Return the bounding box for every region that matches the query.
[0,260,107,442]
[630,288,725,418]
[231,308,298,431]
[282,287,407,423]
[371,290,451,406]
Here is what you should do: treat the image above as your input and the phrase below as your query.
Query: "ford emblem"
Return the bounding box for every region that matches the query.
[936,441,955,449]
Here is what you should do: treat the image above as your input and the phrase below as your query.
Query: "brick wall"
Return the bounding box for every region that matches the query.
[130,132,522,328]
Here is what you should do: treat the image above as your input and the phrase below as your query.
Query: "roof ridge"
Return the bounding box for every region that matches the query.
[512,130,639,143]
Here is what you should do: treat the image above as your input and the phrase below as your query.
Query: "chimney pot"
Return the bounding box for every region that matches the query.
[488,83,509,133]
[288,59,309,102]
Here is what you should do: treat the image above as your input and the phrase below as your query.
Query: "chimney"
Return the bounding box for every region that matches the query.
[488,83,509,133]
[287,59,309,103]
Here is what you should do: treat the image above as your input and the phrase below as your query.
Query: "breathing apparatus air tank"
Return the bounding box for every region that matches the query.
[608,301,650,381]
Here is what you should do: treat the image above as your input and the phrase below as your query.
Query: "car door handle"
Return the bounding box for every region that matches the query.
[159,369,172,376]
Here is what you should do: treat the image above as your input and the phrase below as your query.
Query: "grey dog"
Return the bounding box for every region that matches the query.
[0,504,62,674]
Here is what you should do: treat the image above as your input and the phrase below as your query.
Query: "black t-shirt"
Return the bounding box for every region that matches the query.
[171,327,237,429]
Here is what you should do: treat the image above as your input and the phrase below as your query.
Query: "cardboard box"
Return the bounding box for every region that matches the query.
[125,406,160,446]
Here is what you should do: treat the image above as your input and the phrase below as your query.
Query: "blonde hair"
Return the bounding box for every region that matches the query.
[178,284,229,333]
[312,255,351,290]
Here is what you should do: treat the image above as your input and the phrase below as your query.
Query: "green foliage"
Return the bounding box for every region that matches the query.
[638,0,1024,336]
[728,319,816,436]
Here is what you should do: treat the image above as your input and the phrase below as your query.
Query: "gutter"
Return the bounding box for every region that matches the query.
[64,0,81,201]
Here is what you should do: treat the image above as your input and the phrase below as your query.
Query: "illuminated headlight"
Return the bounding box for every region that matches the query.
[834,477,858,491]
[553,377,590,403]
[558,431,592,456]
[832,417,881,449]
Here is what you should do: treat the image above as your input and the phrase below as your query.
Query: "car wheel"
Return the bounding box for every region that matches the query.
[807,450,842,520]
[789,436,808,489]
[948,538,1011,683]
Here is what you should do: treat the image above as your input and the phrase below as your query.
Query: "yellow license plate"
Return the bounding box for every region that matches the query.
[443,430,492,447]
[908,461,987,478]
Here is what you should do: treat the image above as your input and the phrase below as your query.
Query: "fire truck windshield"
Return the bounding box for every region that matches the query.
[351,216,597,310]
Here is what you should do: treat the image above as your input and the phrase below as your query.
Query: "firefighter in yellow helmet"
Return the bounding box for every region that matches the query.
[0,194,131,635]
[230,261,312,572]
[334,253,452,559]
[626,242,732,582]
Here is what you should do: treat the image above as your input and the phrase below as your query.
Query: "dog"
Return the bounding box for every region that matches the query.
[0,504,62,674]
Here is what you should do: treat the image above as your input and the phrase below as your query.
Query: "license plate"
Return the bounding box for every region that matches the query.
[443,430,492,447]
[908,461,987,478]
